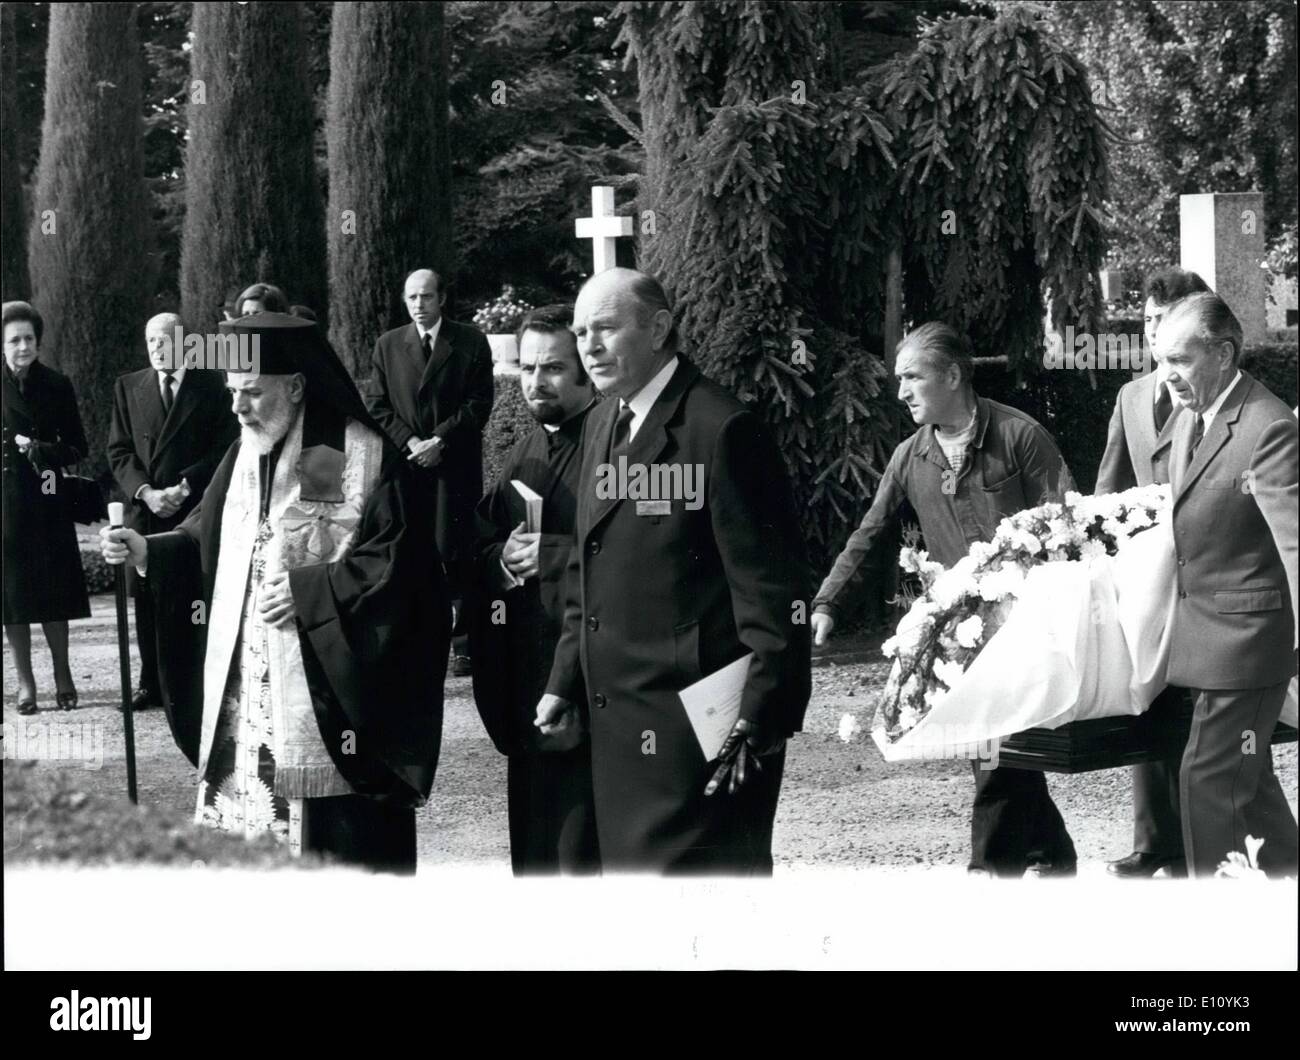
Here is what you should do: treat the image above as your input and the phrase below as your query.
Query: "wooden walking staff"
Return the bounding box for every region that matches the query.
[107,501,138,804]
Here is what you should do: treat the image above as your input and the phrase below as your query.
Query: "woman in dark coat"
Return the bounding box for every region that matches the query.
[2,301,91,713]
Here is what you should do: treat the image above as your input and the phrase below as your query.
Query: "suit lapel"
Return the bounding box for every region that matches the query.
[418,327,455,400]
[134,369,166,460]
[1173,376,1250,504]
[154,372,202,457]
[583,361,695,539]
[1126,373,1159,465]
[400,324,425,389]
[582,399,622,537]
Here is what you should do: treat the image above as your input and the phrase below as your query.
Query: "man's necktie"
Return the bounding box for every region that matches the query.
[610,403,635,458]
[1153,384,1172,432]
[1188,413,1205,461]
[161,371,175,415]
[421,332,433,364]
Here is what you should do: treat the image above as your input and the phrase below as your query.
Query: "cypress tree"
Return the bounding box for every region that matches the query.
[1,2,29,301]
[26,2,151,478]
[327,1,450,376]
[180,1,326,331]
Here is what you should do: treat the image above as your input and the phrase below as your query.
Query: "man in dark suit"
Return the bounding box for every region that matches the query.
[1161,292,1298,878]
[471,304,599,875]
[106,312,237,710]
[365,269,495,677]
[1095,267,1207,879]
[535,268,811,874]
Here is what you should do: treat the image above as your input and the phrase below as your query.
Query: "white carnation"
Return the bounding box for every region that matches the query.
[898,547,928,574]
[1126,506,1154,530]
[934,657,967,689]
[978,564,1024,601]
[838,713,861,743]
[1080,538,1108,561]
[954,614,985,648]
[931,570,973,610]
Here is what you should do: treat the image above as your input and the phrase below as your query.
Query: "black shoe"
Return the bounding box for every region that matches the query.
[17,698,38,716]
[56,690,78,711]
[1024,860,1078,879]
[1106,851,1186,878]
[122,688,159,712]
[451,655,473,678]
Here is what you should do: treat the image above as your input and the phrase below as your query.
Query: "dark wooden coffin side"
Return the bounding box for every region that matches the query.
[998,694,1298,773]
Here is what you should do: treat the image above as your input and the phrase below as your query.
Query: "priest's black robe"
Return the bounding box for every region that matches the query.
[470,403,599,874]
[147,433,450,873]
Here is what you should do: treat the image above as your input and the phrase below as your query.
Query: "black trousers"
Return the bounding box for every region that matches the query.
[301,795,417,875]
[134,588,160,696]
[446,553,472,658]
[507,745,600,875]
[969,762,1076,876]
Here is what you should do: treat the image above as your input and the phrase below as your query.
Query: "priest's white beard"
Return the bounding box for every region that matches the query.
[241,396,301,455]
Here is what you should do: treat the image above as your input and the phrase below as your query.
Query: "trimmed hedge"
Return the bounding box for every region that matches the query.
[79,544,114,595]
[481,372,542,492]
[1241,342,1299,408]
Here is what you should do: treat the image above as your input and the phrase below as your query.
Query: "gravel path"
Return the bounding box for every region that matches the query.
[4,593,1295,873]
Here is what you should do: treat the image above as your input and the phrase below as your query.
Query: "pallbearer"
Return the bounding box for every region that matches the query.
[813,322,1078,878]
[101,313,450,873]
[1095,267,1209,879]
[470,304,600,875]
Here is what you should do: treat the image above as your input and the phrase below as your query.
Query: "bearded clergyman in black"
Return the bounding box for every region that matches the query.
[470,305,600,874]
[102,313,450,873]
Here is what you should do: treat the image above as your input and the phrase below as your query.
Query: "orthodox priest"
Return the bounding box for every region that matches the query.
[101,313,450,873]
[470,304,599,875]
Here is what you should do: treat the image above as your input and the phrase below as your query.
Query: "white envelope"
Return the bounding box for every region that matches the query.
[678,653,754,761]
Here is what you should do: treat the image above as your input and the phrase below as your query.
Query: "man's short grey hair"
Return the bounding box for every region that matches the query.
[146,312,181,333]
[898,321,975,388]
[1163,292,1243,366]
[626,272,680,351]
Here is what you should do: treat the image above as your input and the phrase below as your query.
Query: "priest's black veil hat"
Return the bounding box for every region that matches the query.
[219,312,395,495]
[219,311,382,427]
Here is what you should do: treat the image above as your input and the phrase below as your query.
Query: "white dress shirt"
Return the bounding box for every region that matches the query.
[160,364,187,401]
[619,355,679,443]
[416,317,443,350]
[1199,370,1243,435]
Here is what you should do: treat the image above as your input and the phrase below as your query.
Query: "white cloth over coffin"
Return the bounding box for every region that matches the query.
[876,514,1180,761]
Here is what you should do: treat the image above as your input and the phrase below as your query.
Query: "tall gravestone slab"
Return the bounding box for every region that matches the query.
[1179,192,1268,342]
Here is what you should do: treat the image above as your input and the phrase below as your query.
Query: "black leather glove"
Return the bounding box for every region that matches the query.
[704,719,786,797]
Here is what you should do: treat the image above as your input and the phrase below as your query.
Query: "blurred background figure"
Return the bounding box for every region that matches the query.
[106,311,237,713]
[219,285,245,323]
[365,268,495,678]
[234,282,289,317]
[1,301,91,714]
